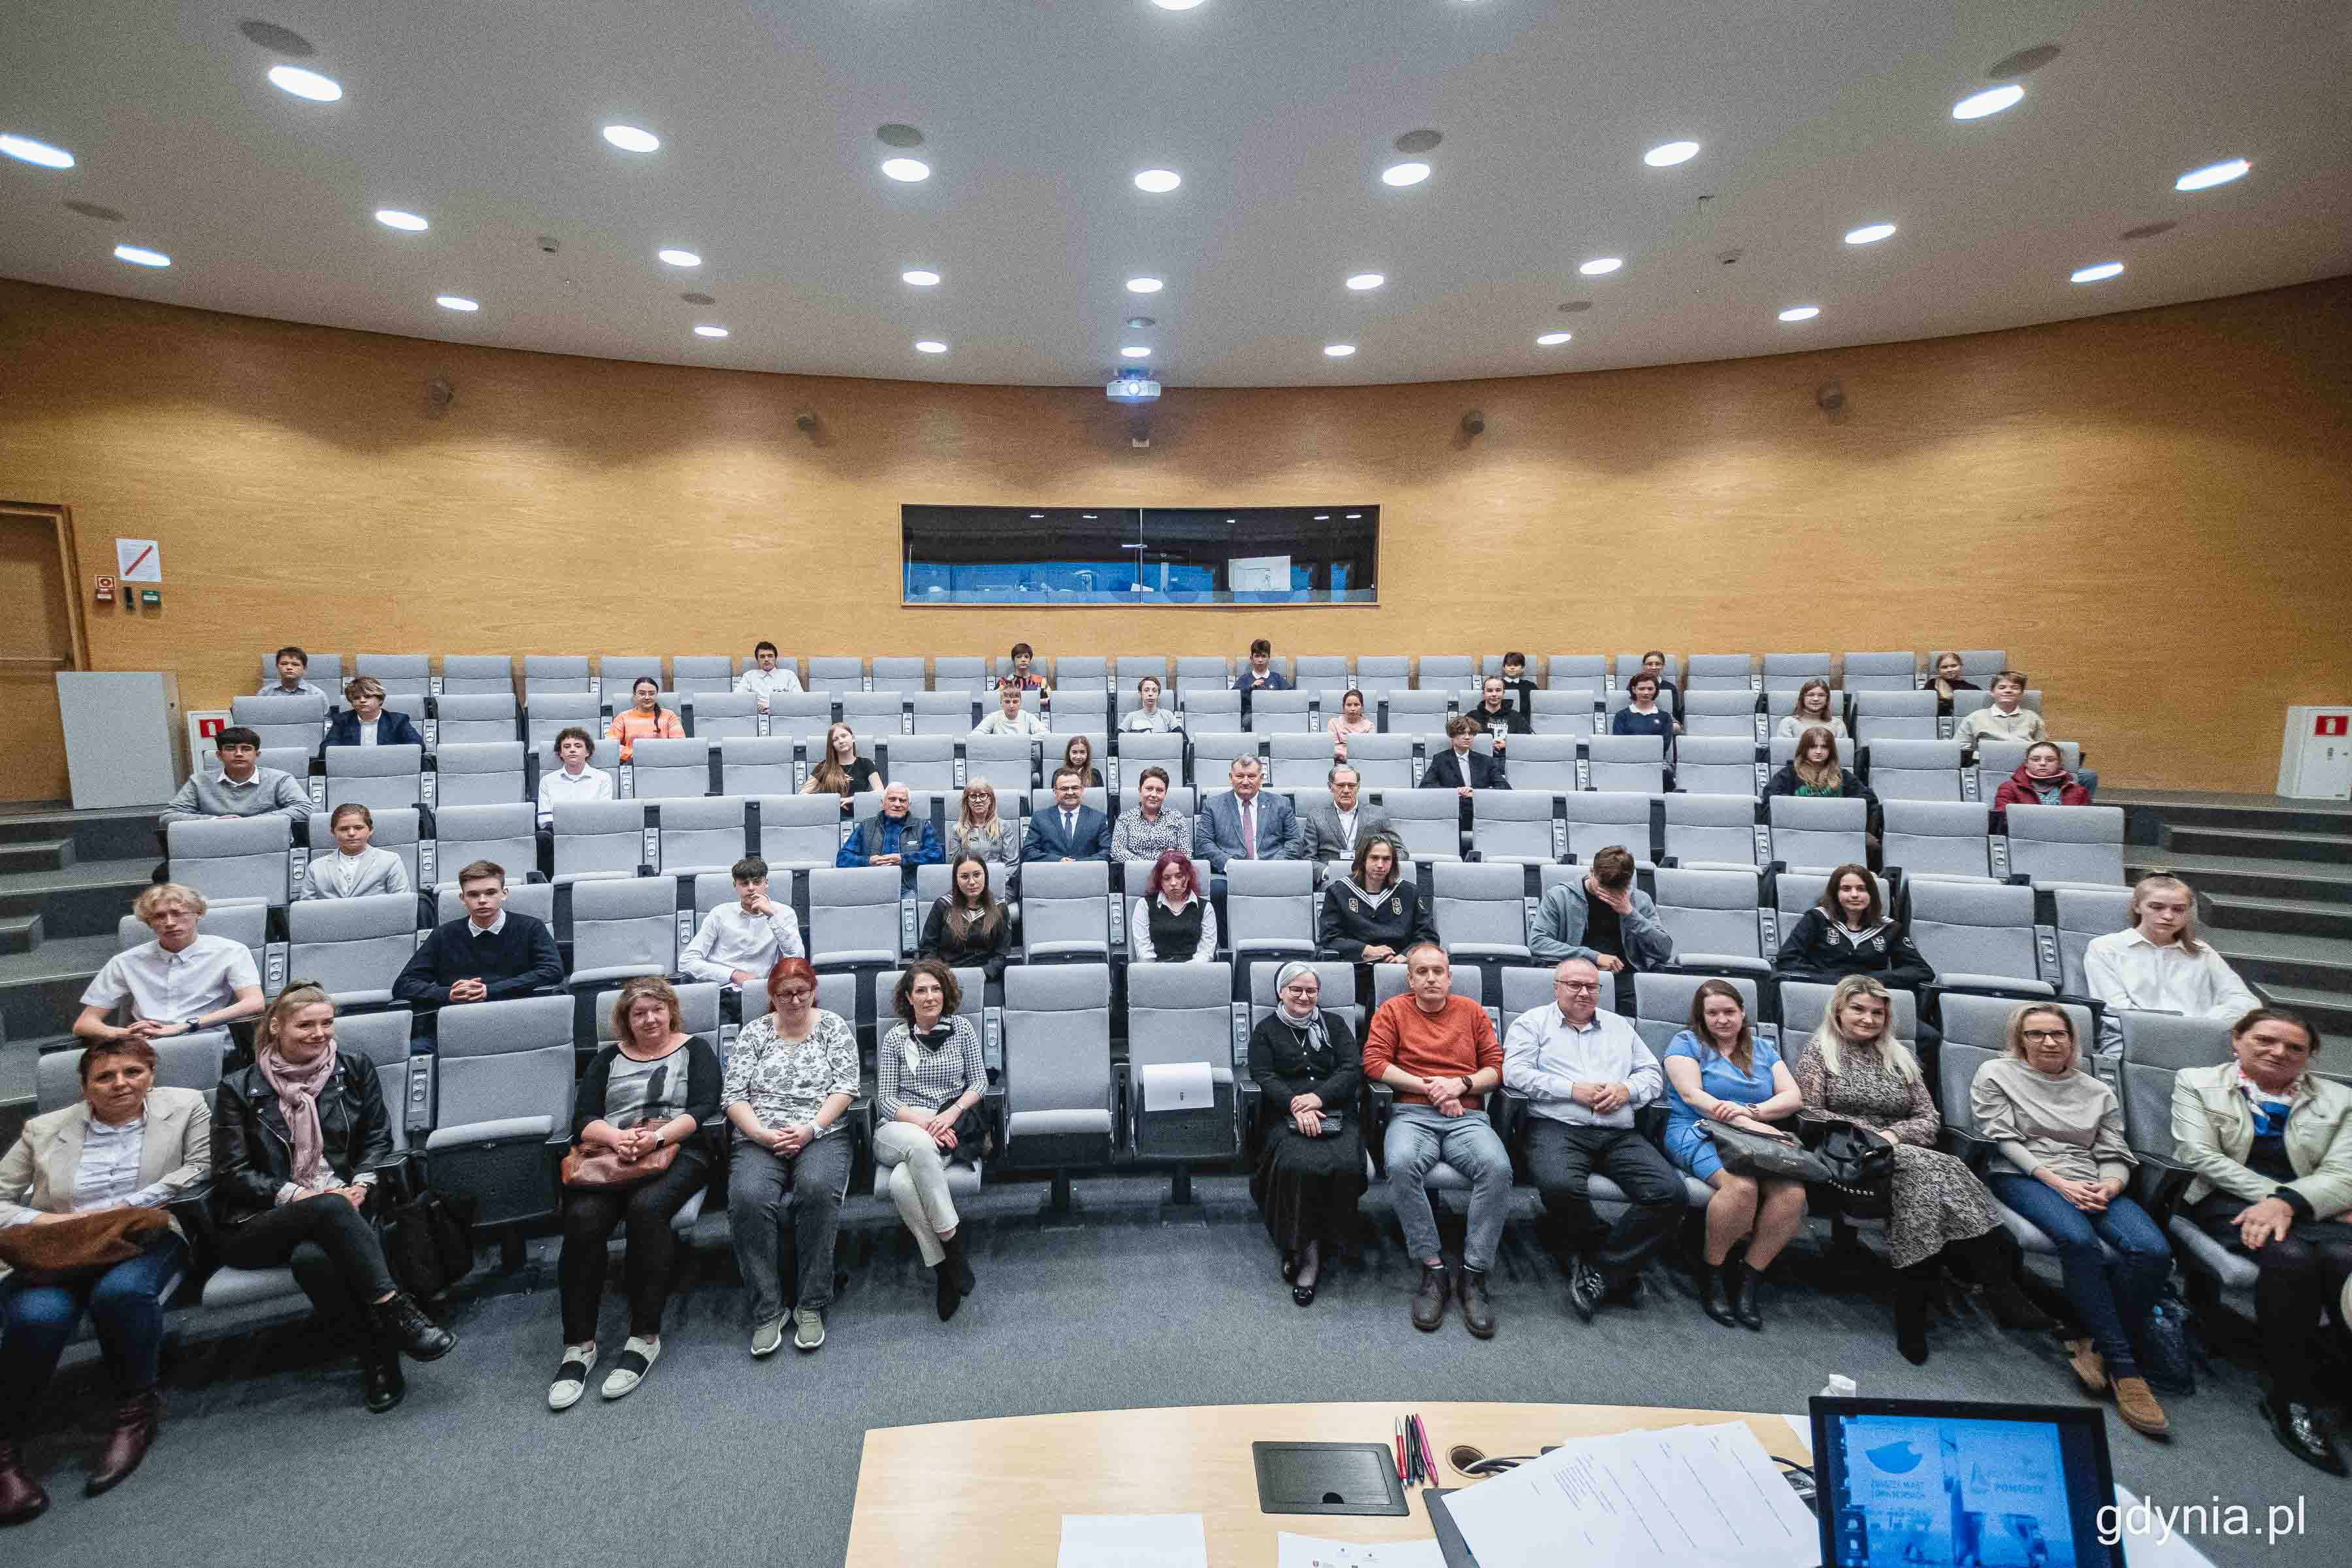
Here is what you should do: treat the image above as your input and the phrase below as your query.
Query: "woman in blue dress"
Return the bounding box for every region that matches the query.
[1661,978,1807,1330]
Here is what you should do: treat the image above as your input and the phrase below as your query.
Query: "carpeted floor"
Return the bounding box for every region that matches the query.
[12,1177,2345,1567]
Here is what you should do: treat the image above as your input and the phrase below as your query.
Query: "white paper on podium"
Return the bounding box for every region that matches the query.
[1140,1060,1214,1112]
[1056,1513,1207,1568]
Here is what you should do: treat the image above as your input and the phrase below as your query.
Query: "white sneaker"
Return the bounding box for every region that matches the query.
[547,1341,597,1411]
[793,1307,826,1352]
[750,1314,788,1358]
[600,1334,661,1399]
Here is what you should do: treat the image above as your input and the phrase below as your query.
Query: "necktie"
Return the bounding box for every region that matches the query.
[1460,753,1474,787]
[1063,810,1076,843]
[1243,799,1258,859]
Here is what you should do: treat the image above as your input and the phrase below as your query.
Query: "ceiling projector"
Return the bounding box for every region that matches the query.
[1106,370,1161,404]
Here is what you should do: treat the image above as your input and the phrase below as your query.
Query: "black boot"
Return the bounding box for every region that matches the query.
[942,1230,976,1297]
[1698,1262,1739,1326]
[2261,1384,2349,1476]
[1952,1232,2051,1332]
[0,1442,48,1526]
[1733,1264,1767,1331]
[1895,1265,1933,1365]
[934,1261,963,1322]
[371,1292,455,1362]
[362,1340,406,1414]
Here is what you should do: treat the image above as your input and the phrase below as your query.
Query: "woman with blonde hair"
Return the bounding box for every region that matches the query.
[874,960,985,1320]
[1793,975,2046,1363]
[1773,679,1848,741]
[1766,726,1882,841]
[213,981,452,1413]
[802,721,882,815]
[946,779,1019,874]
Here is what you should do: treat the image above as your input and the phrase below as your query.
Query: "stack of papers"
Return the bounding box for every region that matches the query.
[1440,1421,1817,1568]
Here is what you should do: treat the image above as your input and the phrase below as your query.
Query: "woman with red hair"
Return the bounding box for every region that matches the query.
[1131,848,1218,963]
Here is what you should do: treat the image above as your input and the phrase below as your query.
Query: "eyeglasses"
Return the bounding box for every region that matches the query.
[1556,981,1602,994]
[2021,1028,2072,1043]
[776,988,815,1002]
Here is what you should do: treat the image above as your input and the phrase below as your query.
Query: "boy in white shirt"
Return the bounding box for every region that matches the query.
[680,856,804,986]
[970,681,1050,738]
[735,640,804,712]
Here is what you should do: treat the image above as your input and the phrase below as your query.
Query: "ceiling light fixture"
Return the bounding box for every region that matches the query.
[1126,276,1164,293]
[2070,261,2123,284]
[1151,0,1207,10]
[914,339,949,353]
[881,157,931,182]
[1951,84,2023,120]
[114,244,172,268]
[267,65,343,102]
[1844,222,1897,244]
[2174,157,2249,191]
[1643,140,1700,167]
[374,208,428,231]
[1323,343,1356,357]
[1125,316,1154,329]
[1778,305,1821,321]
[1536,331,1573,346]
[1120,346,1151,358]
[1380,161,1431,187]
[436,295,480,312]
[1133,168,1181,193]
[602,124,659,152]
[1578,257,1623,276]
[0,133,74,169]
[693,323,728,336]
[657,248,701,267]
[1345,273,1385,291]
[902,269,941,286]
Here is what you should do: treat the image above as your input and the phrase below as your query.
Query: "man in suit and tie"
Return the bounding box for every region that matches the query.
[1197,755,1305,875]
[1420,715,1509,794]
[1301,764,1401,886]
[1021,766,1113,862]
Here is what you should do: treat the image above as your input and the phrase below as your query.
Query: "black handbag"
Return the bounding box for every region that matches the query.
[374,1164,478,1299]
[1801,1117,1897,1218]
[1703,1119,1829,1182]
[945,1100,998,1168]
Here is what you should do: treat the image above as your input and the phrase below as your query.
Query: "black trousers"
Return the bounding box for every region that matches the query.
[216,1192,400,1336]
[557,1153,708,1344]
[1523,1120,1684,1281]
[2192,1193,2352,1391]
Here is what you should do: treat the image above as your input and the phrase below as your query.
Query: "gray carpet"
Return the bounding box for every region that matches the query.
[12,1178,2345,1567]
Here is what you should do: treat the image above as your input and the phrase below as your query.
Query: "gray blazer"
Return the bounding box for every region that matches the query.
[297,845,411,901]
[1195,789,1305,872]
[0,1086,212,1281]
[1301,802,1401,870]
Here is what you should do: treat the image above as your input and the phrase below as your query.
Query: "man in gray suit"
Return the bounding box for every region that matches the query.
[1196,755,1305,874]
[1301,764,1401,885]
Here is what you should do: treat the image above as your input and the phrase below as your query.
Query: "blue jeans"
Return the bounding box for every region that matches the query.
[0,1231,185,1432]
[1384,1103,1512,1273]
[1989,1174,2168,1377]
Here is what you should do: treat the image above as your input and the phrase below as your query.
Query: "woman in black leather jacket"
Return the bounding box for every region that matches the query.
[212,981,454,1412]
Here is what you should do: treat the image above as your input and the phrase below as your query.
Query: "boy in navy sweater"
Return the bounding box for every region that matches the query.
[394,860,564,1011]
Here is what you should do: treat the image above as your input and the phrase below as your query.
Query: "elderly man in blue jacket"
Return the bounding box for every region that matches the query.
[838,783,943,890]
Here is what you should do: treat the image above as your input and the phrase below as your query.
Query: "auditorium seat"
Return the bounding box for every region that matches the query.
[1539,655,1602,691]
[966,735,1041,792]
[286,891,417,1007]
[807,656,865,693]
[840,690,906,735]
[230,693,327,753]
[1671,736,1760,800]
[1381,788,1467,861]
[1351,655,1406,689]
[2053,886,2134,996]
[1372,961,1483,1011]
[1880,800,1998,882]
[766,692,836,735]
[427,803,533,889]
[1650,867,1771,975]
[1180,689,1243,730]
[524,693,606,753]
[1382,688,1450,734]
[425,993,574,1232]
[322,743,423,813]
[1587,734,1665,793]
[1769,732,1856,769]
[170,815,293,907]
[932,655,987,691]
[1124,961,1241,1189]
[522,655,591,696]
[1115,731,1184,787]
[1223,860,1316,958]
[438,655,514,698]
[870,655,928,692]
[551,800,649,883]
[2004,804,2127,888]
[1478,653,1535,683]
[1291,655,1348,694]
[1054,687,1111,730]
[1020,860,1113,961]
[658,796,749,876]
[1865,738,1967,801]
[1249,688,1313,732]
[806,866,905,969]
[1499,734,1578,793]
[354,654,432,706]
[1660,791,1761,869]
[1189,732,1260,781]
[719,737,798,796]
[1762,653,1833,687]
[593,655,662,697]
[1631,971,1763,1056]
[564,876,678,987]
[1840,651,1918,692]
[1560,791,1654,866]
[1470,791,1556,864]
[431,693,519,747]
[1431,862,1531,960]
[259,649,345,691]
[670,655,736,697]
[1683,654,1754,693]
[593,980,722,1052]
[1973,738,2084,801]
[1418,655,1475,687]
[1908,878,2056,997]
[629,736,712,800]
[432,744,525,811]
[1853,690,1940,743]
[685,690,761,740]
[911,691,979,734]
[878,734,953,794]
[1110,654,1165,694]
[1774,979,1918,1047]
[998,963,1115,1203]
[1526,689,1595,736]
[1766,795,1865,872]
[1680,689,1760,738]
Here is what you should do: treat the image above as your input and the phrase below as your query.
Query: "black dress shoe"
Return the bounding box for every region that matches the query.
[2262,1393,2349,1476]
[1411,1265,1449,1332]
[85,1390,159,1497]
[1458,1269,1497,1339]
[1733,1264,1766,1331]
[363,1346,406,1414]
[1292,1281,1317,1307]
[372,1293,455,1362]
[1698,1264,1739,1327]
[0,1444,48,1526]
[1568,1264,1607,1324]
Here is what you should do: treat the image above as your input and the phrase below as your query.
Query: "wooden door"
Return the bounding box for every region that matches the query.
[0,510,80,803]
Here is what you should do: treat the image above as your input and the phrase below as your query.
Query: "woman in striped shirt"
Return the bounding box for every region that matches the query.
[874,960,986,1320]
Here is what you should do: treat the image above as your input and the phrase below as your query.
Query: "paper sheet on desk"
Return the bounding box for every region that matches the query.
[1056,1513,1208,1568]
[1441,1421,1816,1568]
[1140,1060,1215,1112]
[1277,1533,1447,1568]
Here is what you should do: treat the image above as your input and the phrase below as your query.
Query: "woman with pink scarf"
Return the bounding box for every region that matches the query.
[210,982,454,1412]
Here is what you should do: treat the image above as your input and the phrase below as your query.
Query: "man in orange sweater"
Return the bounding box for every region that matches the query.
[1363,944,1509,1338]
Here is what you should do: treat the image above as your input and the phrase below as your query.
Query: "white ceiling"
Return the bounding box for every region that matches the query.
[3,0,2347,388]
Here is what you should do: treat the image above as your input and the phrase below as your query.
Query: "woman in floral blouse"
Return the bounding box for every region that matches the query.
[723,957,860,1358]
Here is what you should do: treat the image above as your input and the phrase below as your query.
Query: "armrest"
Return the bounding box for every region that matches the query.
[425,1113,556,1152]
[1940,1126,1999,1172]
[1665,954,1772,976]
[2131,1151,2198,1229]
[1926,975,2056,1000]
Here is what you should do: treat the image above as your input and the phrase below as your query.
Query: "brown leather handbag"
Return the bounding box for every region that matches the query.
[559,1137,677,1190]
[0,1207,172,1282]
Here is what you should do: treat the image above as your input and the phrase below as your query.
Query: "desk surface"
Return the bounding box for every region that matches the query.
[847,1399,1809,1566]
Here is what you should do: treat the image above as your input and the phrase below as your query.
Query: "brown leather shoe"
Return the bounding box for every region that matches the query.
[0,1443,48,1526]
[84,1390,159,1497]
[2112,1376,2170,1439]
[2066,1338,2106,1395]
[1458,1267,1497,1339]
[1411,1265,1449,1332]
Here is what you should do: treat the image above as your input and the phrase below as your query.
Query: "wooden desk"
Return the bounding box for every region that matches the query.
[847,1400,1810,1565]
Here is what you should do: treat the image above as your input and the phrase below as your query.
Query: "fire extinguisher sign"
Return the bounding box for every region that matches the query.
[2319,715,2349,738]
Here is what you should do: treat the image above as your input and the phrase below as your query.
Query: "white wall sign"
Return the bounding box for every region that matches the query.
[116,538,163,582]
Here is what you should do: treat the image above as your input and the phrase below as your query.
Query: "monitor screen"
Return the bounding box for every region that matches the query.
[1811,1397,2120,1568]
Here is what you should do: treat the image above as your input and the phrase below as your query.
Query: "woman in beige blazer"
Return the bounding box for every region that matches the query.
[0,1038,210,1525]
[2170,1005,2352,1476]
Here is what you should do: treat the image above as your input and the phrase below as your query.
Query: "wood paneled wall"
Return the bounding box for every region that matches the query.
[3,274,2349,793]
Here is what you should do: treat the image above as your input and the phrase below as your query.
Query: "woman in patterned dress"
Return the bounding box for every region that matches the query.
[1791,975,2049,1364]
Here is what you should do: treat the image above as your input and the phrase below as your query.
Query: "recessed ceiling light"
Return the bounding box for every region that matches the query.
[875,124,925,148]
[914,339,949,353]
[1536,331,1573,346]
[1120,346,1151,358]
[1844,222,1897,245]
[1134,169,1181,193]
[693,323,728,336]
[1313,514,1330,520]
[1125,316,1154,329]
[267,65,342,102]
[902,269,941,286]
[881,157,931,182]
[1323,343,1356,357]
[436,294,479,312]
[1578,257,1623,276]
[1394,129,1443,155]
[657,248,701,267]
[602,124,659,152]
[1029,513,1045,519]
[1380,161,1431,187]
[0,133,74,170]
[1126,276,1164,293]
[113,244,171,268]
[1643,140,1700,167]
[1951,84,2023,120]
[237,20,316,55]
[1151,0,1207,10]
[1778,305,1820,321]
[1345,273,1385,291]
[2174,157,2249,191]
[1345,513,1362,519]
[374,209,428,232]
[2070,262,2123,284]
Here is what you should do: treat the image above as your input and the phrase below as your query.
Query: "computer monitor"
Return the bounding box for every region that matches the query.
[1810,1396,2121,1568]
